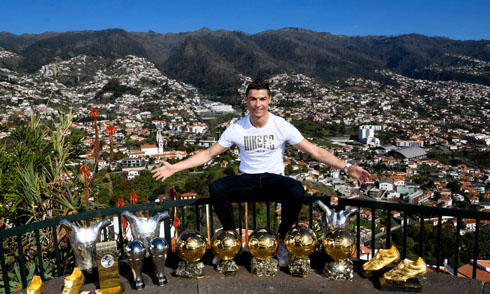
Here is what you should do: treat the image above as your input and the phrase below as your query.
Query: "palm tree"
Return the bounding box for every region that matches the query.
[105,124,116,170]
[90,108,99,173]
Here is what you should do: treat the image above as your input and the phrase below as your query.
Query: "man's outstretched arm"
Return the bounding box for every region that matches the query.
[293,138,370,184]
[151,143,229,182]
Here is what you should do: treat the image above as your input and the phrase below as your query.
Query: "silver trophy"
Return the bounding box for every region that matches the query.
[122,210,170,288]
[60,219,111,274]
[126,240,145,290]
[150,237,168,286]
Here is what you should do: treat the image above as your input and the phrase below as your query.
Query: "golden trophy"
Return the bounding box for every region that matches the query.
[284,225,318,277]
[175,230,207,278]
[62,267,85,294]
[315,200,356,280]
[379,257,427,291]
[362,245,401,273]
[26,275,44,294]
[212,229,241,276]
[95,241,124,294]
[247,228,279,277]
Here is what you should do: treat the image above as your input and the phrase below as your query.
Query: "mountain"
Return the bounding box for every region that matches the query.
[1,28,489,95]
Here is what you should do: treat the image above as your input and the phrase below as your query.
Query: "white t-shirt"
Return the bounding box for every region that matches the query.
[218,113,304,175]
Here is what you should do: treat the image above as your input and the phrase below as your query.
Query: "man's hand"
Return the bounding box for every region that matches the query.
[347,161,370,185]
[151,161,177,182]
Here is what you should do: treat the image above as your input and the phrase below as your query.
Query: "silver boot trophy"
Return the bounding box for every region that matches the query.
[59,218,111,274]
[122,210,170,289]
[315,200,357,280]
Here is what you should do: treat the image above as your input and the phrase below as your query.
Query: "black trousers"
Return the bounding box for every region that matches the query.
[209,173,304,237]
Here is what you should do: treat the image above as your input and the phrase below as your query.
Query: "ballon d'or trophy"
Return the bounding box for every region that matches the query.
[285,225,318,277]
[175,230,207,278]
[247,228,279,277]
[316,200,356,280]
[212,229,241,276]
[95,241,124,294]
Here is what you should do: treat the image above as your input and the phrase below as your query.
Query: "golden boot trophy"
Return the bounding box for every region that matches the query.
[26,275,44,294]
[285,224,318,277]
[362,245,401,272]
[212,229,241,276]
[247,228,279,277]
[62,267,85,294]
[175,230,207,278]
[378,257,427,291]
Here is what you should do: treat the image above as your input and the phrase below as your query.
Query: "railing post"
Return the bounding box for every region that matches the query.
[164,210,172,252]
[436,215,442,273]
[117,214,125,259]
[195,205,200,231]
[238,203,243,234]
[0,239,10,294]
[252,202,257,229]
[419,214,424,258]
[209,205,214,234]
[454,217,461,274]
[386,209,391,248]
[181,206,185,230]
[356,209,361,259]
[52,226,62,277]
[35,230,45,280]
[403,212,408,259]
[472,219,480,279]
[266,202,271,229]
[371,207,376,259]
[308,202,313,229]
[17,234,28,288]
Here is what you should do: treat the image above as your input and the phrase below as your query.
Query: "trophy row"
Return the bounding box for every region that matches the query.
[26,201,427,294]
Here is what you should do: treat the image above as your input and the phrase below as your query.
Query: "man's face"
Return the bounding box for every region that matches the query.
[245,89,271,120]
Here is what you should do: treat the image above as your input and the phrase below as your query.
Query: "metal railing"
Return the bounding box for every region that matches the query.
[1,196,489,293]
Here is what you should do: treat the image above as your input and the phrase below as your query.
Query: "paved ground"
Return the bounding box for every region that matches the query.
[25,252,487,294]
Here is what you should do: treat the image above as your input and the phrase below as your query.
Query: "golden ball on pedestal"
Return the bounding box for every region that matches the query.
[247,228,278,260]
[212,229,241,261]
[176,230,207,262]
[285,225,318,258]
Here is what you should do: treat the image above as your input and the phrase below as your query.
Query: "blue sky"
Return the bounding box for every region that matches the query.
[1,0,489,40]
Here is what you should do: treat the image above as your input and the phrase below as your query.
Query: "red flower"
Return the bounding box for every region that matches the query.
[80,165,90,179]
[90,108,99,119]
[173,213,181,228]
[129,190,138,204]
[116,198,125,207]
[105,124,116,136]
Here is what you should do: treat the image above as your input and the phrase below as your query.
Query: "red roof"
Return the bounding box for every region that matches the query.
[458,264,490,282]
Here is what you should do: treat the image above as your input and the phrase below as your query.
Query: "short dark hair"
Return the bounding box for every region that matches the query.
[246,80,271,97]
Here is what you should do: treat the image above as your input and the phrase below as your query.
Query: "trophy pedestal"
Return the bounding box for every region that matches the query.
[154,274,167,287]
[250,257,278,277]
[323,259,354,280]
[175,261,204,279]
[216,259,239,276]
[288,256,311,277]
[378,277,422,292]
[95,285,125,294]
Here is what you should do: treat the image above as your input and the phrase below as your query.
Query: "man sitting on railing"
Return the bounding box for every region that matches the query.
[152,80,370,267]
